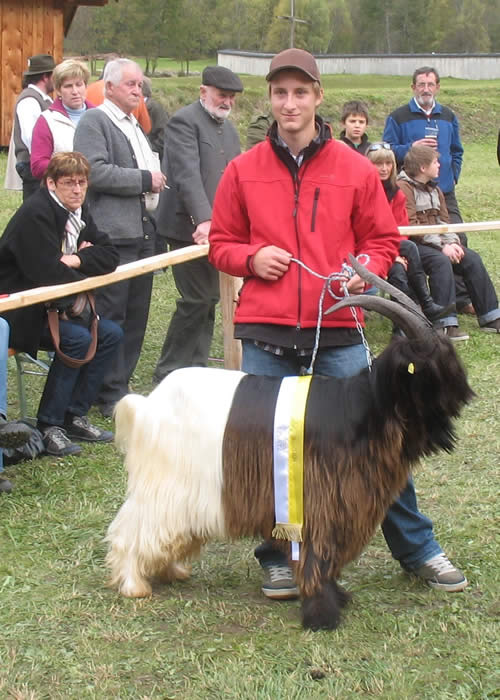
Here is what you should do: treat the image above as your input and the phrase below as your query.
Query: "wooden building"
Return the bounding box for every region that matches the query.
[0,0,108,147]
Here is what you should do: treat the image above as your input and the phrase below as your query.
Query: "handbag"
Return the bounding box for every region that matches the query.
[46,291,98,369]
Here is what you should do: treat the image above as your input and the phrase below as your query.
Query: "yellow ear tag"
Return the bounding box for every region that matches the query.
[408,362,415,374]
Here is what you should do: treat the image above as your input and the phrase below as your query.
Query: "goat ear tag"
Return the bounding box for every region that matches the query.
[408,362,415,374]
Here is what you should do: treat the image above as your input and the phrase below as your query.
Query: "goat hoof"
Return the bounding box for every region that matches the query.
[118,580,153,598]
[156,562,191,583]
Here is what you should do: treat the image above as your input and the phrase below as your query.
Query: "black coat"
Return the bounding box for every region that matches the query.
[0,187,119,356]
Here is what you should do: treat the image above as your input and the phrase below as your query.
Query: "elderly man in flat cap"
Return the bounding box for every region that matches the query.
[153,65,243,384]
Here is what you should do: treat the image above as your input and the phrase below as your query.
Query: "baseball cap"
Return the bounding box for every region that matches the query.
[266,48,321,83]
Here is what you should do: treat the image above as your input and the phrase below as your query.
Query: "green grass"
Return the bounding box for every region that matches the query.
[0,80,499,698]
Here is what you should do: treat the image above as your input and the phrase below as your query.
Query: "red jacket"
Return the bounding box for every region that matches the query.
[209,134,400,330]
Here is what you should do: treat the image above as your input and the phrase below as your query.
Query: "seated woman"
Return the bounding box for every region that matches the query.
[30,59,93,180]
[0,152,123,457]
[366,142,444,321]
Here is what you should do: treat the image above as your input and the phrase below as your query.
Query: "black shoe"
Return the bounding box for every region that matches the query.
[420,299,447,322]
[96,402,115,419]
[0,476,13,494]
[42,426,82,457]
[65,415,113,443]
[0,417,31,450]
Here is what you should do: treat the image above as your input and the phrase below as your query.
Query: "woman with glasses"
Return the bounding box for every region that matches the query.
[30,60,93,180]
[0,152,123,457]
[366,142,444,321]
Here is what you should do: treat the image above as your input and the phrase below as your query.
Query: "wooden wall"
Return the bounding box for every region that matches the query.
[0,0,64,147]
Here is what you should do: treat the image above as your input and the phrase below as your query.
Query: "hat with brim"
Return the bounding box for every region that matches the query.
[202,66,243,93]
[24,54,55,77]
[266,48,321,84]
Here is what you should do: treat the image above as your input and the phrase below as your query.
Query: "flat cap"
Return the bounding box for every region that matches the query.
[24,54,55,77]
[266,48,321,84]
[202,66,243,92]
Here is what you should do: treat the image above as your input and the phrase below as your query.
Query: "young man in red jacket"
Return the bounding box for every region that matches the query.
[209,49,467,598]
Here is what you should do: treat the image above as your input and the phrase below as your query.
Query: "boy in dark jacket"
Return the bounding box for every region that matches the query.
[338,100,371,155]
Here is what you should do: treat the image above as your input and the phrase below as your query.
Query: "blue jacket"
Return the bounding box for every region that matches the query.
[382,98,463,194]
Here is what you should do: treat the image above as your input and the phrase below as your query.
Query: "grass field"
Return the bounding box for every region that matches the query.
[0,76,499,699]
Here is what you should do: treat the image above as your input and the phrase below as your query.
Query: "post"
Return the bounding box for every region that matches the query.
[219,272,242,370]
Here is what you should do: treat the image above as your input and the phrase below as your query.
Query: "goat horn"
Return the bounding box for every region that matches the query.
[347,254,428,321]
[325,293,433,339]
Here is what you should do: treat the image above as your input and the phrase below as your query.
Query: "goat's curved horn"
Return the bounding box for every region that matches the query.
[325,294,433,339]
[347,254,428,320]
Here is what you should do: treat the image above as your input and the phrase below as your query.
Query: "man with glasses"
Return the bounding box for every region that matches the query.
[383,66,463,225]
[383,66,472,315]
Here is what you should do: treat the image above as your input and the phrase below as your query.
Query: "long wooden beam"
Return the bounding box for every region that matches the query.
[0,244,208,313]
[399,220,500,236]
[0,220,498,314]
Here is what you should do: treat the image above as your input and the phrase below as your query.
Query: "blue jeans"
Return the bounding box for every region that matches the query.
[0,318,9,474]
[243,340,442,571]
[37,318,123,427]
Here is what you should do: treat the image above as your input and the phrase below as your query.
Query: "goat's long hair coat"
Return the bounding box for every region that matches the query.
[106,259,474,630]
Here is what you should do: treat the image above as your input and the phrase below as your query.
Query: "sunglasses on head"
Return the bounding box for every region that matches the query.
[367,142,392,154]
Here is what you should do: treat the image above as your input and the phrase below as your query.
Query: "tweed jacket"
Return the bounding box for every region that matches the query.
[73,108,153,243]
[156,100,241,242]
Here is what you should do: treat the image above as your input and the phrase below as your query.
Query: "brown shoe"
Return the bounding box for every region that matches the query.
[458,303,475,315]
[480,319,500,333]
[437,326,469,342]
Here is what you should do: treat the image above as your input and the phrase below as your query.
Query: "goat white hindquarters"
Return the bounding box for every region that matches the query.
[106,367,245,597]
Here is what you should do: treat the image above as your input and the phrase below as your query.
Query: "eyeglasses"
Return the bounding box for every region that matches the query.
[57,178,88,189]
[367,143,392,154]
[415,82,437,89]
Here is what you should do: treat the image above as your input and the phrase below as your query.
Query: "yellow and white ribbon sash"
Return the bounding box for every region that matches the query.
[272,375,312,560]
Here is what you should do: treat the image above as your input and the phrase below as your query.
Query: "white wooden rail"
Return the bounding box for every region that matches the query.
[0,220,498,370]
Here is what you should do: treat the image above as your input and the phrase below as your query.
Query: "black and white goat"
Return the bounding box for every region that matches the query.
[106,258,474,630]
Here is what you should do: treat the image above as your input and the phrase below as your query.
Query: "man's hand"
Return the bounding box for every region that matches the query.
[345,273,366,294]
[442,243,464,264]
[252,246,292,281]
[192,220,211,245]
[413,137,438,149]
[150,171,167,193]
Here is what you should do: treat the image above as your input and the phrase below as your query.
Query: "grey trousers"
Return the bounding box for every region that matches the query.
[96,235,154,405]
[153,238,220,384]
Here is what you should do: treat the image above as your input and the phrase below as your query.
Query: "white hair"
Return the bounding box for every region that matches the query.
[106,367,244,597]
[103,58,141,90]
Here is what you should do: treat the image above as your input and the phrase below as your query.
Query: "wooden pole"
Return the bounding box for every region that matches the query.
[399,220,500,236]
[0,219,498,365]
[219,272,242,370]
[0,244,209,313]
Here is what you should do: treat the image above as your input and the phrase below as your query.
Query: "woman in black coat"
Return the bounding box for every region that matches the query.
[0,152,123,456]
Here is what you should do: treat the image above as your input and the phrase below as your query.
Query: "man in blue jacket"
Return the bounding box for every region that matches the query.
[383,66,464,224]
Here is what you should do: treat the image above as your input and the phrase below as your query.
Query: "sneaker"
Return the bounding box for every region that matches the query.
[436,326,469,342]
[480,319,500,334]
[260,561,300,600]
[0,417,31,450]
[43,426,82,457]
[413,553,468,592]
[65,415,113,443]
[0,476,13,494]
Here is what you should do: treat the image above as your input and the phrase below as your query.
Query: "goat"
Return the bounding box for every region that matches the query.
[106,257,474,630]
